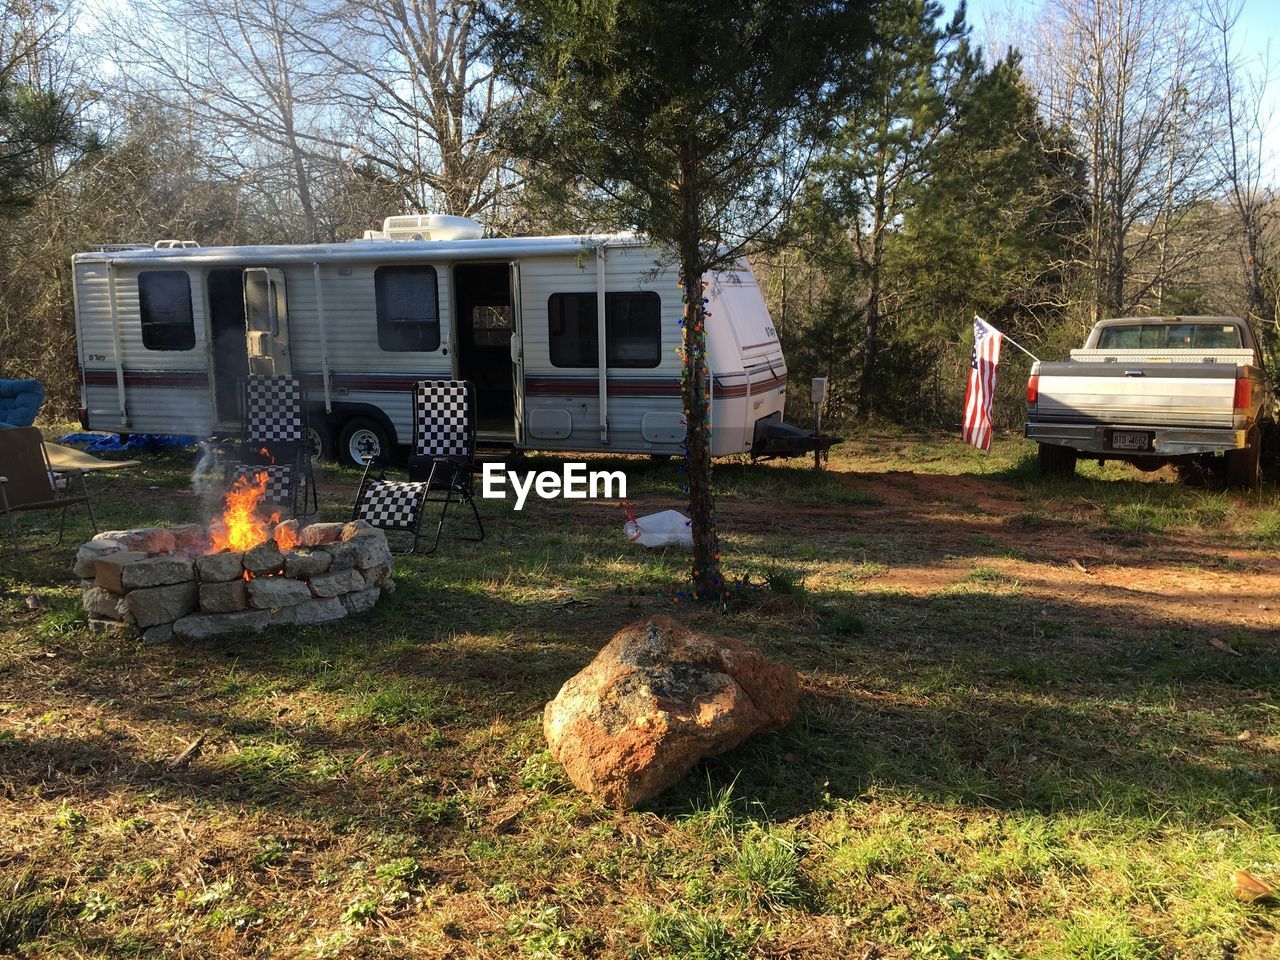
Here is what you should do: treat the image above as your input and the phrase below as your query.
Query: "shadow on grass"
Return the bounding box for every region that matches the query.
[2,447,1278,856]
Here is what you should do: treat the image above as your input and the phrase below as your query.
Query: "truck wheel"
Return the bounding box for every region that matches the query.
[1037,442,1077,477]
[339,418,388,467]
[1226,430,1261,490]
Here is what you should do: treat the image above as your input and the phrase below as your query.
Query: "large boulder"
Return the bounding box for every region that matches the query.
[543,615,799,809]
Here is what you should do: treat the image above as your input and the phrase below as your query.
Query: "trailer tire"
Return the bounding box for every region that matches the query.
[339,418,389,467]
[1226,429,1261,490]
[307,423,333,462]
[1037,442,1077,478]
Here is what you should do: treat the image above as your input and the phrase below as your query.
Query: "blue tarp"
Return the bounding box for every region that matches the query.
[57,432,198,453]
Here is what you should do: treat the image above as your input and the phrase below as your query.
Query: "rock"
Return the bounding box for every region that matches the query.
[243,541,284,576]
[82,585,126,619]
[273,518,299,547]
[300,522,345,547]
[247,576,312,609]
[168,524,207,553]
[172,610,271,641]
[271,597,345,626]
[195,551,244,583]
[124,581,199,629]
[340,586,381,615]
[308,568,365,598]
[74,540,126,578]
[341,519,377,541]
[115,597,135,625]
[322,540,359,571]
[142,623,174,645]
[88,618,130,635]
[350,535,393,571]
[362,564,392,588]
[93,551,149,593]
[543,615,799,809]
[200,580,247,613]
[110,527,176,555]
[284,548,332,579]
[120,556,195,590]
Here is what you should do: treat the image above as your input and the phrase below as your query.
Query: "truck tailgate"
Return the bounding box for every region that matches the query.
[1035,361,1242,429]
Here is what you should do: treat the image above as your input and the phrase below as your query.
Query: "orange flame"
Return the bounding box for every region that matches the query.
[207,471,282,554]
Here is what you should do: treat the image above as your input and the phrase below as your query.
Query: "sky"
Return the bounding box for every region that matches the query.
[949,0,1280,185]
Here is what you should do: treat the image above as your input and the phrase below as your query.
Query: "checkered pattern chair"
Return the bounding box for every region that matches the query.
[225,375,317,516]
[352,379,484,554]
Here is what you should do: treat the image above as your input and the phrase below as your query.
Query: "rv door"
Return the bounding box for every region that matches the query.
[510,260,525,446]
[243,267,290,376]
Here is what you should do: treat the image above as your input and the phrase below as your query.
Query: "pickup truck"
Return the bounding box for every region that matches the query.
[1025,316,1273,488]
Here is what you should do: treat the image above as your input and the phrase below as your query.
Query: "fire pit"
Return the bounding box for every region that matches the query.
[74,471,394,643]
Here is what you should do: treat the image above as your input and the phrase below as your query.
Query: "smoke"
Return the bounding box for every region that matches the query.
[190,442,226,512]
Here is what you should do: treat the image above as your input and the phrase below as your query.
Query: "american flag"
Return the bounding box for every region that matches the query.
[962,317,1004,450]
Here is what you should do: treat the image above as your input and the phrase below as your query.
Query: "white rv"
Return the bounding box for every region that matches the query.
[71,215,795,465]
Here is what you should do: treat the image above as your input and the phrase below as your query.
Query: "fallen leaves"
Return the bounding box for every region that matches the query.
[1232,869,1275,903]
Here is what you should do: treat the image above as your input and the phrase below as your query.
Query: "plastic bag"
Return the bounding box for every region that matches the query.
[624,509,693,549]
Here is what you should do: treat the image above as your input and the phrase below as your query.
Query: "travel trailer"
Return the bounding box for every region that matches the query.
[71,215,802,465]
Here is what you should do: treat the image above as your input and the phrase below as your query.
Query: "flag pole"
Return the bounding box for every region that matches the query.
[975,314,1041,364]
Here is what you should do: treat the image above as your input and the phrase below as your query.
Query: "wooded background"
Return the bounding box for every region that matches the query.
[2,0,1276,427]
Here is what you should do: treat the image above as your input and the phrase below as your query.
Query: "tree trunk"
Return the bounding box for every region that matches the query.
[678,143,724,604]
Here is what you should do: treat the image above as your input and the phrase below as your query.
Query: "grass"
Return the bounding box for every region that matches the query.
[1,426,1279,956]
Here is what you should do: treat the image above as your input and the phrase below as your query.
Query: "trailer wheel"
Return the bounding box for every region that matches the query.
[1037,442,1077,477]
[1226,429,1261,490]
[307,423,333,462]
[339,418,388,467]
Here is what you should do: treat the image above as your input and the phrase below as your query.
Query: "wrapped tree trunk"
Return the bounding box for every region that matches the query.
[678,144,725,603]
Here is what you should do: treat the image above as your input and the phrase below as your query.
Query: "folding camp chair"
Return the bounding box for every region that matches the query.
[0,427,97,558]
[352,379,484,554]
[225,375,317,517]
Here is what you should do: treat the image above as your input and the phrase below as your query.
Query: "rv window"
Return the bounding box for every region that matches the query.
[548,292,661,368]
[607,292,661,367]
[138,271,195,351]
[375,265,440,352]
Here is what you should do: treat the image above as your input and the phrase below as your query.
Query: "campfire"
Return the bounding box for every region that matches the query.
[73,477,395,644]
[208,470,299,558]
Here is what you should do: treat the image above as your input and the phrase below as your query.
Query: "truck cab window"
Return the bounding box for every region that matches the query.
[1099,323,1243,350]
[548,291,661,368]
[375,265,440,352]
[138,271,195,351]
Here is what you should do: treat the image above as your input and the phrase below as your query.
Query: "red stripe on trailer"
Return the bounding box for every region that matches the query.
[83,370,209,388]
[524,376,682,397]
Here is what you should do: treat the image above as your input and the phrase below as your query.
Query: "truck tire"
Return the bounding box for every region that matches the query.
[339,418,389,467]
[1037,442,1077,478]
[1225,429,1261,490]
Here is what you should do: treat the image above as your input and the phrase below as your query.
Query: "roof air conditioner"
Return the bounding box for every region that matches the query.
[373,214,485,242]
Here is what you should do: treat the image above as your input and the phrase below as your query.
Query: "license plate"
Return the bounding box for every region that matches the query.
[1110,431,1152,451]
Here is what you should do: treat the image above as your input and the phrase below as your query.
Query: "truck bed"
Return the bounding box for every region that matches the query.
[1035,355,1251,430]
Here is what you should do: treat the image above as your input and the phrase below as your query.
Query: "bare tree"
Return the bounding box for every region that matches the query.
[105,0,346,241]
[293,0,517,221]
[1204,0,1276,330]
[1029,0,1223,320]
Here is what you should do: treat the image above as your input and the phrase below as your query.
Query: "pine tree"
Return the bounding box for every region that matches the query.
[492,0,878,602]
[809,0,978,418]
